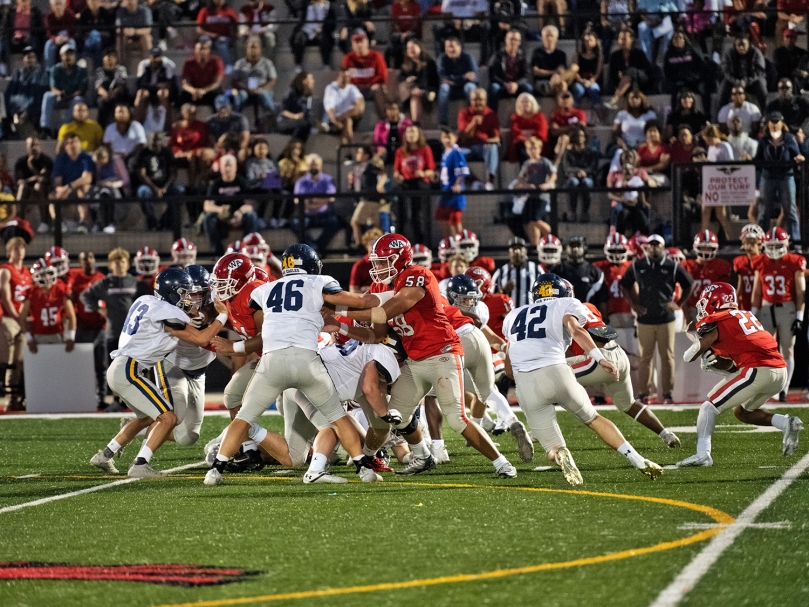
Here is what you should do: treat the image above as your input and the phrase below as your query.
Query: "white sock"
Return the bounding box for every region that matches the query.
[136,428,147,437]
[309,453,328,473]
[215,452,229,463]
[136,445,153,464]
[106,439,122,454]
[242,440,258,452]
[432,439,445,452]
[486,390,517,425]
[786,354,794,390]
[696,401,718,456]
[617,441,646,468]
[771,414,790,431]
[492,454,507,469]
[410,438,430,459]
[248,424,267,443]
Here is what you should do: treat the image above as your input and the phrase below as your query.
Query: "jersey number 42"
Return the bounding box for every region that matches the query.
[510,305,547,341]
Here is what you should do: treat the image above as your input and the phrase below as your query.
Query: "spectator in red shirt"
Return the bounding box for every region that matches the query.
[169,103,214,201]
[636,119,671,186]
[458,88,500,189]
[776,0,808,47]
[669,124,696,165]
[393,124,435,243]
[196,0,239,70]
[549,90,587,158]
[349,227,383,293]
[239,0,277,51]
[342,29,389,119]
[44,0,76,69]
[180,37,224,109]
[387,0,421,68]
[508,92,548,163]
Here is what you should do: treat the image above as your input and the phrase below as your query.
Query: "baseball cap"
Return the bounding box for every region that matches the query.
[767,110,784,122]
[647,234,665,246]
[351,28,368,42]
[214,94,231,110]
[508,236,527,249]
[150,46,163,57]
[60,43,76,55]
[22,46,36,55]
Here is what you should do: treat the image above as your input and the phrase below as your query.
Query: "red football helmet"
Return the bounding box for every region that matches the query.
[627,234,648,259]
[369,233,413,285]
[226,240,243,254]
[31,258,58,288]
[764,227,789,260]
[134,246,160,276]
[211,253,255,300]
[538,234,562,265]
[696,282,738,321]
[603,233,629,264]
[665,247,686,263]
[412,244,432,268]
[172,238,197,266]
[437,237,456,263]
[455,229,480,262]
[253,266,270,282]
[44,246,69,277]
[740,223,765,243]
[242,244,268,266]
[693,229,719,261]
[243,232,271,257]
[465,266,492,295]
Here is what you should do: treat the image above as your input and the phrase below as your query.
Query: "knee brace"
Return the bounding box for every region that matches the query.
[393,405,422,435]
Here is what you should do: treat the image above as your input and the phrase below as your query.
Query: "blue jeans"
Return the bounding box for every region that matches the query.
[759,174,800,244]
[301,209,342,253]
[564,176,593,215]
[213,36,234,68]
[229,89,275,114]
[82,30,105,68]
[438,81,476,125]
[44,38,75,70]
[463,143,499,181]
[40,94,85,130]
[204,210,259,255]
[137,184,185,230]
[570,81,603,107]
[638,20,673,63]
[487,81,533,112]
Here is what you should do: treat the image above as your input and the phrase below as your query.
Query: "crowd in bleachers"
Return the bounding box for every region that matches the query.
[0,0,807,254]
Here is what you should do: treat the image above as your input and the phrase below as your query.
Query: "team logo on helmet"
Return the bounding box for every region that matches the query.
[228,258,243,271]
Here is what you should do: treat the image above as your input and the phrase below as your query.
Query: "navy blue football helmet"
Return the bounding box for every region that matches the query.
[446,274,482,312]
[282,244,322,276]
[154,267,193,309]
[186,265,212,307]
[530,273,573,303]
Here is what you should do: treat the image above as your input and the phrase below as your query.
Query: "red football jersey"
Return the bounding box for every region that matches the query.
[568,302,605,356]
[0,263,32,315]
[733,254,761,311]
[226,278,268,339]
[390,265,462,360]
[429,262,449,281]
[440,296,474,331]
[470,256,496,274]
[28,281,70,336]
[682,258,733,307]
[594,259,632,314]
[697,309,786,369]
[68,267,105,331]
[753,253,807,305]
[482,292,514,340]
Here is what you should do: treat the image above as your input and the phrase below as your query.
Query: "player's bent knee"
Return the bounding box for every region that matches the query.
[394,413,421,435]
[159,410,178,426]
[446,413,468,434]
[174,428,200,447]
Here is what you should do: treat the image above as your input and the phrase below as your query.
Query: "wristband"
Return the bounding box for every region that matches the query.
[215,312,228,326]
[233,341,245,354]
[588,348,605,363]
[64,330,75,342]
[25,332,34,343]
[797,310,804,322]
[338,323,349,336]
[335,305,348,315]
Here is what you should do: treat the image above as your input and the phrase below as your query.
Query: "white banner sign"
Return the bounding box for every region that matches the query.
[701,164,756,207]
[24,343,97,413]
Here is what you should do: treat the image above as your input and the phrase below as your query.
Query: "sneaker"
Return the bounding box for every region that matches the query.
[509,420,534,463]
[204,468,223,485]
[303,469,348,484]
[127,463,163,478]
[226,448,265,472]
[555,447,583,486]
[90,450,119,473]
[662,394,674,405]
[484,182,495,191]
[639,459,663,480]
[430,445,450,464]
[782,416,804,456]
[357,466,383,482]
[676,453,713,467]
[495,460,517,478]
[659,429,681,448]
[395,454,436,476]
[36,222,49,234]
[369,456,393,473]
[103,224,116,234]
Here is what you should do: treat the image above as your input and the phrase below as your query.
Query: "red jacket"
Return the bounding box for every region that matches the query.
[458,106,500,146]
[343,50,388,87]
[508,112,548,161]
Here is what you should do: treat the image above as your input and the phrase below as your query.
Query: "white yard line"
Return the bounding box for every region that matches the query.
[0,462,205,515]
[649,450,809,607]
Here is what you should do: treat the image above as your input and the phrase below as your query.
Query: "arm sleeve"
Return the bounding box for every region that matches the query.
[619,262,636,288]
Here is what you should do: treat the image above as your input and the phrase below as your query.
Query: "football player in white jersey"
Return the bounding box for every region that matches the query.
[503,274,663,485]
[89,268,230,477]
[205,244,387,486]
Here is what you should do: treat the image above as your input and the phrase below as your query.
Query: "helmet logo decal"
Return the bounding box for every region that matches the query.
[537,284,554,297]
[227,259,243,271]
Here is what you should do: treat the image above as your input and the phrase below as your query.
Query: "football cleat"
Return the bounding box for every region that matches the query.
[204,468,223,485]
[357,467,383,482]
[659,429,682,448]
[369,457,394,473]
[303,470,348,484]
[430,445,450,464]
[676,453,714,467]
[127,463,163,478]
[492,418,507,435]
[90,450,119,474]
[226,448,265,473]
[782,416,804,456]
[639,459,663,480]
[395,455,436,476]
[495,460,517,478]
[555,447,583,486]
[205,444,220,467]
[509,420,535,463]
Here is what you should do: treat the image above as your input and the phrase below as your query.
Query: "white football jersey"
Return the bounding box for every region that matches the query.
[319,340,401,402]
[502,297,587,372]
[112,295,191,366]
[476,300,490,328]
[167,341,216,371]
[250,274,342,353]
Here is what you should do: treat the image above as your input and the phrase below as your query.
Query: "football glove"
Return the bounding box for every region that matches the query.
[700,350,732,376]
[381,408,403,425]
[792,318,803,335]
[189,315,205,329]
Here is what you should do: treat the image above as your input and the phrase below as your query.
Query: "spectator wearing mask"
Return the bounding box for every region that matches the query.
[293,153,343,254]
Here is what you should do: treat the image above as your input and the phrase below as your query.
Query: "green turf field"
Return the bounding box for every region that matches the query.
[1,407,807,607]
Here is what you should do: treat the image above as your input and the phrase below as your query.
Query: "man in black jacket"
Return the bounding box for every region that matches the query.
[551,236,607,315]
[487,29,532,112]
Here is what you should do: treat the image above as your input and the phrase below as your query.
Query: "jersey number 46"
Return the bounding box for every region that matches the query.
[265,280,304,313]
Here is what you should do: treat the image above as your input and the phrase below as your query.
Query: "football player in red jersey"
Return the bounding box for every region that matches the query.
[681,230,732,323]
[20,259,76,354]
[455,229,495,274]
[677,283,803,466]
[751,227,806,400]
[134,246,163,284]
[537,234,562,269]
[428,237,455,280]
[339,233,518,478]
[44,245,70,286]
[733,224,764,311]
[0,237,33,411]
[171,238,197,267]
[412,244,432,268]
[465,266,514,341]
[567,302,681,447]
[242,232,283,279]
[594,234,634,327]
